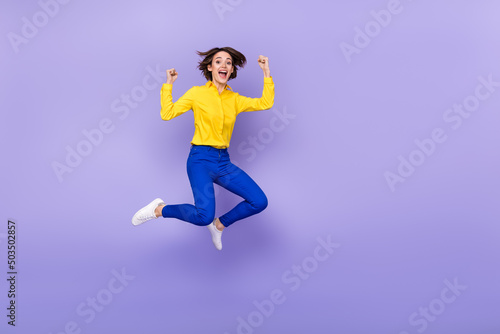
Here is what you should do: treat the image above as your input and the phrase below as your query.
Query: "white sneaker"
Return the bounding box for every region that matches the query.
[207,219,223,250]
[132,198,165,226]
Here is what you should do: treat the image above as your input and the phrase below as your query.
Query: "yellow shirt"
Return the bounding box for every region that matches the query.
[160,77,274,148]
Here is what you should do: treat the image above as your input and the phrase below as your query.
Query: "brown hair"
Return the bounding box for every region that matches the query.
[197,47,247,81]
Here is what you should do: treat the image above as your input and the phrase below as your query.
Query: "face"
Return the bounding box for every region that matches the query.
[207,51,234,85]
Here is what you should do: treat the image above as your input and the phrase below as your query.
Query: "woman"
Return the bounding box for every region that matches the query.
[132,47,274,250]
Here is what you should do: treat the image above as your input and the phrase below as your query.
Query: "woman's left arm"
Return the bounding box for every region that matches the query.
[236,55,274,113]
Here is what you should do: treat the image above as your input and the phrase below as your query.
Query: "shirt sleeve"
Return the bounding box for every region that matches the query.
[160,84,195,120]
[236,77,275,114]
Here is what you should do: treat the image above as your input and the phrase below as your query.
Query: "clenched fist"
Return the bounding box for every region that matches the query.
[257,55,271,78]
[166,68,178,84]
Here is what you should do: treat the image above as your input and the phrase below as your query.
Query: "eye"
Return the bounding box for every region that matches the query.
[216,60,220,64]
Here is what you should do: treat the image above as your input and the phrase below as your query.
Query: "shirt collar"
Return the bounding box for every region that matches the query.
[206,81,233,92]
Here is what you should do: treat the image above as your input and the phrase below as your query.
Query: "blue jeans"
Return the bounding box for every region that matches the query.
[161,145,268,227]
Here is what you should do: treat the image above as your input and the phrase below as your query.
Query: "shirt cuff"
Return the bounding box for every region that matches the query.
[162,83,173,91]
[264,77,273,84]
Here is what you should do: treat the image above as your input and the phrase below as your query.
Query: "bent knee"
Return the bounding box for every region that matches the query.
[195,213,215,226]
[252,194,268,213]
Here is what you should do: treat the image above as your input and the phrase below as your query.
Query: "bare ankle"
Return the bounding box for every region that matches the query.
[155,204,165,218]
[215,218,225,231]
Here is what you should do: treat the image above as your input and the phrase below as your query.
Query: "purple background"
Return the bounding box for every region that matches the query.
[1,0,500,333]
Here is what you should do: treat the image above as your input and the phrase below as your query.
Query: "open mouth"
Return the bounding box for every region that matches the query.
[218,70,228,80]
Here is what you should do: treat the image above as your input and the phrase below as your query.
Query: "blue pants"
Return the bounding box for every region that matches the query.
[161,145,268,227]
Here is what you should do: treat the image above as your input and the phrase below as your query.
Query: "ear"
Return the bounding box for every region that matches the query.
[207,64,212,72]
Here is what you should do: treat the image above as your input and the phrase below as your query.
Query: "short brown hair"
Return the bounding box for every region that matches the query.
[197,47,247,81]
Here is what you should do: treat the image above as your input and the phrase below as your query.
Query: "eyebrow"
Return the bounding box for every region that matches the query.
[215,57,232,61]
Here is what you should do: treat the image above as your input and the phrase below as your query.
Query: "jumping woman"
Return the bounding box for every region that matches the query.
[131,47,274,250]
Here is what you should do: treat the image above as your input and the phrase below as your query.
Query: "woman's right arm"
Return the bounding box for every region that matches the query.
[160,68,194,120]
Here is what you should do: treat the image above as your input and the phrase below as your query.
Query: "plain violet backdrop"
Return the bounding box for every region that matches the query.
[1,0,500,333]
